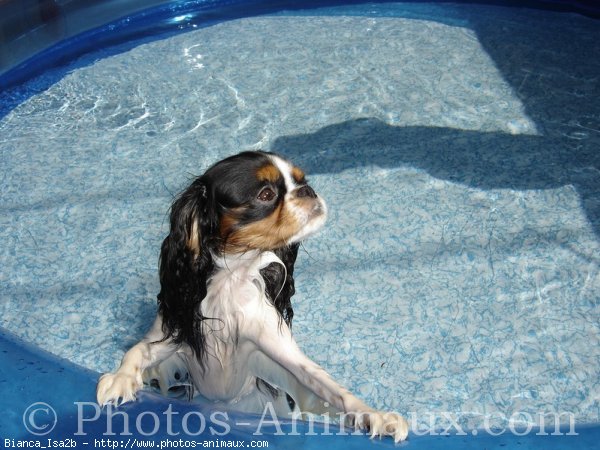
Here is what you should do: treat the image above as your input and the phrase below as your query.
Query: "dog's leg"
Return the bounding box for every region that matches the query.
[248,323,409,442]
[96,314,178,406]
[250,351,339,416]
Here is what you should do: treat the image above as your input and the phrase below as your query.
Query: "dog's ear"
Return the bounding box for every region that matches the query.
[165,179,214,258]
[157,178,215,364]
[261,243,300,328]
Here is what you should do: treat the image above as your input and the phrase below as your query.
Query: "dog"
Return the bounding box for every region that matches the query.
[96,151,408,442]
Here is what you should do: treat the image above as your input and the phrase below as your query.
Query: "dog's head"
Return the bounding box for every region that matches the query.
[180,150,326,256]
[157,151,326,361]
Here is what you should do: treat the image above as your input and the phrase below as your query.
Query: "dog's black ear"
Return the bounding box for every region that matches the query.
[261,243,300,328]
[157,178,215,365]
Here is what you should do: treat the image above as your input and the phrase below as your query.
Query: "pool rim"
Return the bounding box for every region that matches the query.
[1,0,599,90]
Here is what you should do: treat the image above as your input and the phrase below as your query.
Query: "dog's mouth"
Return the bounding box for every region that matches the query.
[313,201,326,217]
[287,196,327,244]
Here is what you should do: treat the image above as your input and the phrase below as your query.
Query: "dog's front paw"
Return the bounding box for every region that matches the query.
[354,410,409,443]
[96,372,142,406]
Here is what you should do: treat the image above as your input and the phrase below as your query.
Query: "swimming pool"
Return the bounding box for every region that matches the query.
[1,0,599,447]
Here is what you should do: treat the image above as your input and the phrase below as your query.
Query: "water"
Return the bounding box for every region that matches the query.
[1,2,599,431]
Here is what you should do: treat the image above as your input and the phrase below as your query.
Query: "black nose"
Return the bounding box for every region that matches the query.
[296,185,317,199]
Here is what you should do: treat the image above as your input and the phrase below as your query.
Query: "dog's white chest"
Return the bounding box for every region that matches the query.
[188,250,282,402]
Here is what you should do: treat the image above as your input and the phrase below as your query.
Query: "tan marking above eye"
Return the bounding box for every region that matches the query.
[256,164,281,183]
[291,166,305,183]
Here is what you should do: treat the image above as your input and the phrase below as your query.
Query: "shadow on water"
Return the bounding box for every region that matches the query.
[1,2,599,232]
[272,118,600,237]
[273,3,600,238]
[467,4,600,141]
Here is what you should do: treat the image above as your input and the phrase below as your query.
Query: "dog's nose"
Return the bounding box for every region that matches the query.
[296,185,317,199]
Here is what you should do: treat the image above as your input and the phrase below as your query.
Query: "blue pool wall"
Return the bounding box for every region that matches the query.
[2,327,600,448]
[1,0,599,448]
[1,0,599,90]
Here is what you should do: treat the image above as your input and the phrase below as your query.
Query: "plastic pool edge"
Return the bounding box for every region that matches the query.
[1,0,600,91]
[1,327,599,448]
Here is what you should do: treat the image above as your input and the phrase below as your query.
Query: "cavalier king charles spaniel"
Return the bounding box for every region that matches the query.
[96,151,408,442]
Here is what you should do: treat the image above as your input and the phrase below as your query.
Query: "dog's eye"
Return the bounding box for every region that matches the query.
[257,187,276,203]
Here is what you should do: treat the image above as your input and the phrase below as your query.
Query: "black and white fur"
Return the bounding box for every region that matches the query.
[96,151,408,442]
